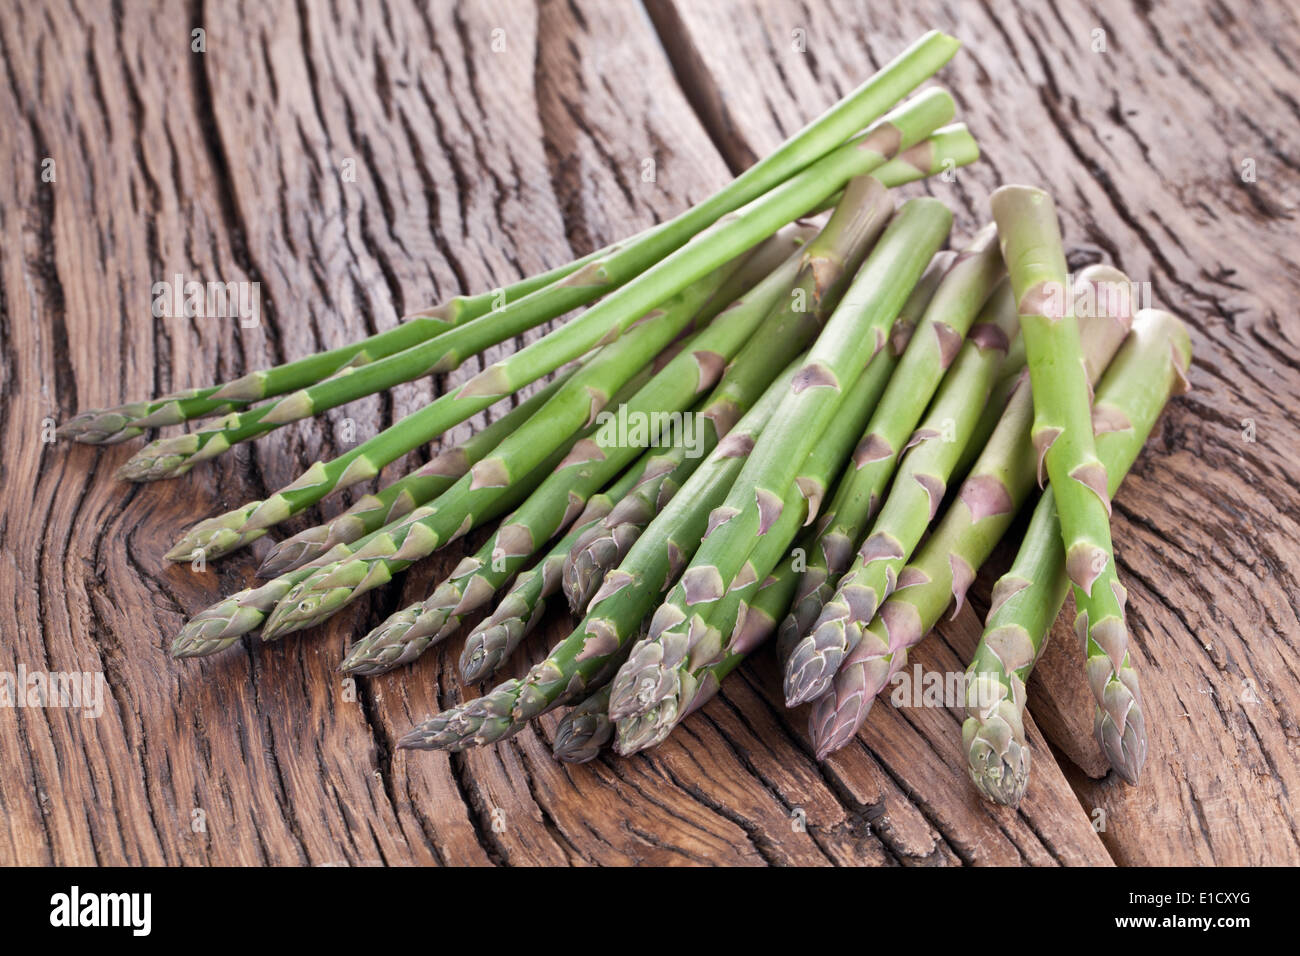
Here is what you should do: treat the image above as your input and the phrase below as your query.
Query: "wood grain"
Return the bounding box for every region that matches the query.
[1,0,1295,865]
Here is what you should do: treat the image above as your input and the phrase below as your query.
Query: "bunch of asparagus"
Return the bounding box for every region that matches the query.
[63,32,1191,810]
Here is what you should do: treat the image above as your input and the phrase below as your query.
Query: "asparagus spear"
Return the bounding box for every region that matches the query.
[614,342,903,753]
[56,229,667,445]
[608,551,804,759]
[560,447,683,614]
[783,275,1020,705]
[807,275,1136,760]
[559,554,802,763]
[606,198,954,724]
[341,448,646,676]
[253,373,570,576]
[304,182,895,655]
[172,571,313,659]
[455,505,612,684]
[964,307,1190,804]
[397,341,806,751]
[255,227,813,578]
[256,254,752,640]
[559,178,901,613]
[168,403,590,660]
[552,686,616,764]
[162,90,957,561]
[777,226,1004,693]
[457,351,807,684]
[990,186,1146,783]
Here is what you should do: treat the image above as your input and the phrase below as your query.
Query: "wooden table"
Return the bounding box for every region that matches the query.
[2,0,1296,866]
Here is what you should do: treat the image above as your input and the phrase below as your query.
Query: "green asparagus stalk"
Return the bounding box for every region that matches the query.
[558,177,899,613]
[252,373,569,576]
[560,446,685,615]
[256,255,752,640]
[783,274,1019,705]
[614,342,901,753]
[807,275,1136,760]
[964,307,1189,804]
[56,231,662,445]
[562,553,803,762]
[614,553,804,759]
[254,227,812,579]
[606,198,954,724]
[777,226,1004,692]
[991,186,1146,783]
[310,182,894,659]
[455,505,613,684]
[396,338,810,751]
[342,447,649,676]
[169,351,664,658]
[162,89,957,561]
[552,686,616,764]
[950,331,1030,480]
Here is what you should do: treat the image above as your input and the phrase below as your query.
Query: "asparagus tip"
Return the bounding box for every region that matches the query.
[782,614,858,707]
[553,713,614,763]
[1095,708,1147,786]
[170,629,239,659]
[963,718,1032,806]
[255,542,309,579]
[552,688,615,762]
[395,730,425,750]
[339,607,427,675]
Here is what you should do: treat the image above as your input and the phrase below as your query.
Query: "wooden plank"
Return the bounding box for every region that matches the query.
[654,0,1300,865]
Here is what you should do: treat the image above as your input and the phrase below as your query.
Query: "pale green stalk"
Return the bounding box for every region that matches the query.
[991,185,1145,782]
[164,88,959,561]
[615,346,901,754]
[783,274,1019,705]
[777,226,1004,695]
[807,274,1137,759]
[607,198,954,724]
[964,308,1189,804]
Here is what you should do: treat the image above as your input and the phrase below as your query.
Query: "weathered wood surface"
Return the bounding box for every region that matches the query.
[0,0,1295,866]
